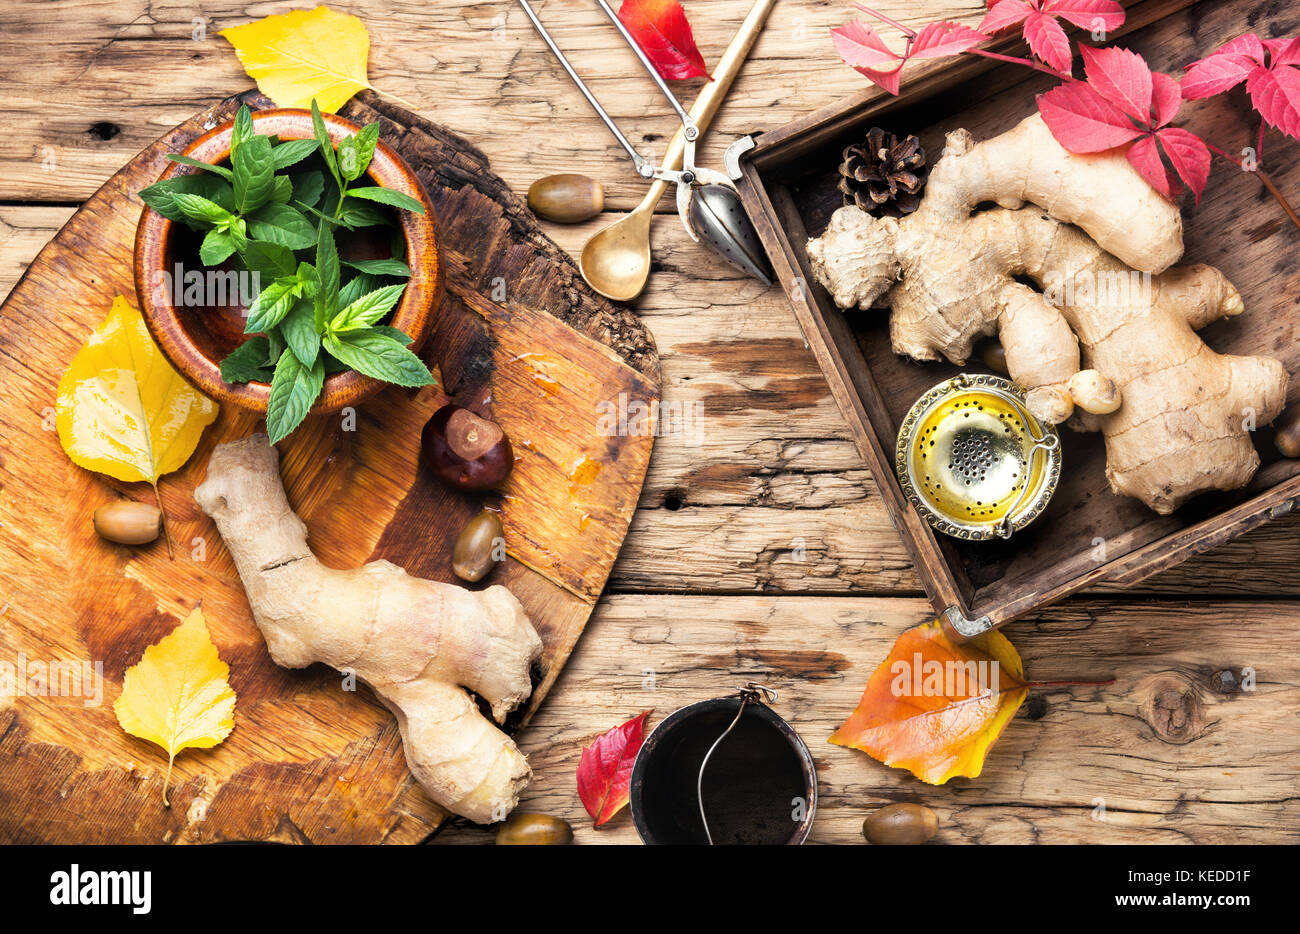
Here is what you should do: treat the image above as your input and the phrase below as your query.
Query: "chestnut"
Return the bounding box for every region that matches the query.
[421,403,514,490]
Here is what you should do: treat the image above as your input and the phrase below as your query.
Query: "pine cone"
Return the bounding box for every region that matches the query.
[838,128,929,218]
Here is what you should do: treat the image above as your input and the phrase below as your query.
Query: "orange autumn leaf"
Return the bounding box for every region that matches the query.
[830,620,1027,784]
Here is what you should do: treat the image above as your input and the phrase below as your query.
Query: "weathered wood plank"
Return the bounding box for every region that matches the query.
[0,0,978,207]
[434,594,1300,844]
[8,205,1300,599]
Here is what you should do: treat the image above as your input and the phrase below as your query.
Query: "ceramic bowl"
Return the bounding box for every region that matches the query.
[133,108,440,414]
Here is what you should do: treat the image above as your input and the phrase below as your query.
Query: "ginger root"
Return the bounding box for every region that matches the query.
[194,434,543,823]
[808,114,1288,514]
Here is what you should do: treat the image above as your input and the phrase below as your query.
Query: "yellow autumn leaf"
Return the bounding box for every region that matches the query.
[221,6,373,113]
[114,606,237,806]
[55,295,218,487]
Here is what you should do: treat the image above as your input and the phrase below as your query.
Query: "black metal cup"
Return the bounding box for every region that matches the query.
[628,689,817,845]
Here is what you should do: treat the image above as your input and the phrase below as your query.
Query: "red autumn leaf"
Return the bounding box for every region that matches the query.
[1150,71,1183,126]
[618,0,708,81]
[1039,80,1144,151]
[908,21,987,61]
[979,0,1125,72]
[1125,134,1175,199]
[978,0,1033,35]
[576,710,651,827]
[1246,64,1300,140]
[1157,127,1211,202]
[1181,32,1300,141]
[1080,45,1152,122]
[1042,0,1126,32]
[1181,52,1257,99]
[1023,11,1072,74]
[832,21,905,95]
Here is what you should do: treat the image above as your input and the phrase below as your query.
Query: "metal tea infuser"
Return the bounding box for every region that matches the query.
[517,0,774,292]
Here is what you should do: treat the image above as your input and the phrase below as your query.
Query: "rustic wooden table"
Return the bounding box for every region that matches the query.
[2,0,1297,845]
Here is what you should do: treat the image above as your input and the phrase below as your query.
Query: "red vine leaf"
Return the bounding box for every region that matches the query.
[1182,32,1300,141]
[1157,127,1212,202]
[576,710,651,827]
[978,0,1125,72]
[1023,12,1072,74]
[831,21,905,94]
[1150,71,1183,126]
[1246,65,1300,140]
[618,0,708,81]
[1039,80,1144,151]
[1125,135,1175,199]
[978,0,1033,35]
[1079,45,1152,122]
[909,21,987,61]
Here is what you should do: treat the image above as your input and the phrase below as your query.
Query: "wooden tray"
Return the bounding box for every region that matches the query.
[0,91,659,843]
[735,0,1300,637]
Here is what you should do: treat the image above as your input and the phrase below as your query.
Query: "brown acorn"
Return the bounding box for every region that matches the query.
[839,127,929,218]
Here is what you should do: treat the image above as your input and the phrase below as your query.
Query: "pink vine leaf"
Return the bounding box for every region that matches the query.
[1040,45,1210,202]
[1182,33,1300,140]
[978,0,1126,74]
[830,18,982,95]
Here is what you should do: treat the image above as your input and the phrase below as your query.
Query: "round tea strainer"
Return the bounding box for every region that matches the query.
[896,374,1061,540]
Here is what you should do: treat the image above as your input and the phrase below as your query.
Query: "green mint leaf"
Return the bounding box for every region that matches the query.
[337,135,360,182]
[281,299,321,368]
[233,133,275,214]
[166,153,234,181]
[245,276,301,333]
[323,329,434,387]
[247,203,316,249]
[232,105,254,150]
[330,283,406,332]
[321,350,349,374]
[371,325,414,346]
[311,99,341,189]
[220,336,274,383]
[139,175,233,223]
[345,186,425,214]
[292,170,325,208]
[271,138,321,171]
[315,222,340,310]
[342,258,411,277]
[335,201,389,229]
[240,241,297,285]
[269,175,293,204]
[266,330,286,368]
[266,348,325,444]
[338,272,378,308]
[352,124,381,179]
[172,191,235,228]
[200,227,238,265]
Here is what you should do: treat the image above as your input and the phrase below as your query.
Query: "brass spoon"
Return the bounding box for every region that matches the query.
[575,0,777,302]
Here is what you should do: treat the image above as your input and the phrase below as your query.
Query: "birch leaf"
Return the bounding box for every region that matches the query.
[55,295,218,487]
[114,606,237,806]
[220,6,373,113]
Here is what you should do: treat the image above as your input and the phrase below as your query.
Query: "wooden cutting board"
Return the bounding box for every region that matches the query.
[0,91,660,844]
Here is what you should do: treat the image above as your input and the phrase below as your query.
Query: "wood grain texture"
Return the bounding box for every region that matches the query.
[0,91,659,843]
[2,0,1299,847]
[433,595,1300,844]
[740,0,1300,630]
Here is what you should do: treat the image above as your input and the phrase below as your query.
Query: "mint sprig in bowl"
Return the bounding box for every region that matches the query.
[133,101,440,443]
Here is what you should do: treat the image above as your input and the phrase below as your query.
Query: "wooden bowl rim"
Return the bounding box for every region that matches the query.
[133,107,440,414]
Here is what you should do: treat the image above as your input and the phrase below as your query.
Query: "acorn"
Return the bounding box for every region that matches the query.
[862,803,939,845]
[527,174,605,224]
[93,501,163,545]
